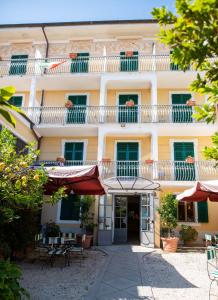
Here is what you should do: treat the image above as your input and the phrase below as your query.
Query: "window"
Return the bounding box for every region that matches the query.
[66,95,87,124]
[70,53,89,73]
[178,201,195,222]
[120,51,138,72]
[64,142,84,164]
[116,142,139,177]
[9,96,23,107]
[60,194,81,221]
[171,93,193,123]
[173,142,196,181]
[9,55,28,75]
[118,94,138,123]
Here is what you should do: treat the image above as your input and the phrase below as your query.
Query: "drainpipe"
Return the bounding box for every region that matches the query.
[41,26,49,58]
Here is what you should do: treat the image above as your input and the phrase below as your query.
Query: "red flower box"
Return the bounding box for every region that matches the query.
[126,100,135,107]
[65,100,73,108]
[69,53,77,59]
[125,51,134,57]
[185,156,195,163]
[145,159,154,164]
[186,100,196,106]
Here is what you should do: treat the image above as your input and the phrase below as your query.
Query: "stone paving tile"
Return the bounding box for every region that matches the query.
[95,282,119,298]
[105,277,139,290]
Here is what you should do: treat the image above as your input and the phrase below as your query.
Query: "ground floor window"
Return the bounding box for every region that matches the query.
[60,194,81,221]
[177,201,195,222]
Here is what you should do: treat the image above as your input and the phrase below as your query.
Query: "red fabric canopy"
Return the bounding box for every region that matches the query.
[44,165,106,195]
[176,180,218,202]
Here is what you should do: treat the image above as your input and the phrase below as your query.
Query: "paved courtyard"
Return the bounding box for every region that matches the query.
[86,245,218,300]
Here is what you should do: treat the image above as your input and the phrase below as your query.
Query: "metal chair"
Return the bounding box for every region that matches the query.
[67,234,86,266]
[205,234,213,247]
[207,246,218,299]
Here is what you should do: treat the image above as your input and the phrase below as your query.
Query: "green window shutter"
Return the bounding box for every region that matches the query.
[60,194,81,221]
[197,201,209,223]
[67,95,87,124]
[117,142,139,177]
[9,96,23,107]
[174,142,195,181]
[174,142,194,161]
[9,55,28,75]
[120,51,138,72]
[172,94,192,123]
[64,142,84,162]
[118,94,138,123]
[70,52,89,73]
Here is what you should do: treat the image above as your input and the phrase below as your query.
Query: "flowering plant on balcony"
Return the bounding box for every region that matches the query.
[69,53,77,59]
[125,51,134,57]
[126,100,135,107]
[186,99,196,106]
[185,156,195,163]
[65,100,73,108]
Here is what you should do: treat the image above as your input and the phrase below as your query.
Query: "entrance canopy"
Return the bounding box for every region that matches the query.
[103,176,160,192]
[176,180,218,202]
[44,165,106,195]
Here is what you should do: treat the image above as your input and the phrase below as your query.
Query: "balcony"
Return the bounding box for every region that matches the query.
[36,160,218,182]
[23,105,203,126]
[0,55,199,77]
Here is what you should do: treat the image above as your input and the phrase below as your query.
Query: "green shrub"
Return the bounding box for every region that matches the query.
[158,193,178,237]
[0,260,29,299]
[179,225,198,245]
[45,222,60,237]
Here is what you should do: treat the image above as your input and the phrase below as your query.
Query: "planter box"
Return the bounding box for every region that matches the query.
[161,237,179,253]
[186,100,196,106]
[84,235,93,249]
[145,159,154,164]
[69,53,77,59]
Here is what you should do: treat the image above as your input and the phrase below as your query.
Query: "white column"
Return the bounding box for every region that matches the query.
[151,76,157,122]
[151,132,158,180]
[152,42,156,71]
[29,77,37,107]
[99,77,107,123]
[97,128,105,177]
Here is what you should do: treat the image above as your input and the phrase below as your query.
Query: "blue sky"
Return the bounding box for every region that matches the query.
[0,0,175,25]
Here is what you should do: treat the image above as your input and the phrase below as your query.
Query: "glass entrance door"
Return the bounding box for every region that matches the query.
[114,196,127,243]
[140,194,154,246]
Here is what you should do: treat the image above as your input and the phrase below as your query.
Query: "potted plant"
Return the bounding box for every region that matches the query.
[69,53,77,59]
[80,195,96,248]
[179,225,198,246]
[44,222,60,238]
[125,51,134,57]
[126,99,135,107]
[186,99,196,106]
[102,158,111,164]
[185,156,195,164]
[56,156,65,165]
[158,193,179,252]
[65,100,73,108]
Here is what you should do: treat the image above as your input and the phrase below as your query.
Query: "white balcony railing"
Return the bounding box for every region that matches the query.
[0,55,200,76]
[35,160,218,181]
[23,105,203,125]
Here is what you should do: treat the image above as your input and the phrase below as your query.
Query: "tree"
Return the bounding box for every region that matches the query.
[152,0,218,159]
[0,86,26,127]
[0,128,66,254]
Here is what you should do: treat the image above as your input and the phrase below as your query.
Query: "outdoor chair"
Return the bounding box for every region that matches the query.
[205,234,213,247]
[67,234,86,266]
[214,235,218,248]
[207,246,218,299]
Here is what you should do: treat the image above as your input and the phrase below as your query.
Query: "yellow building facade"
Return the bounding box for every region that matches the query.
[0,20,217,247]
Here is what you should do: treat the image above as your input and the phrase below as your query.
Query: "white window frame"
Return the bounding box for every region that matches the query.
[173,193,199,225]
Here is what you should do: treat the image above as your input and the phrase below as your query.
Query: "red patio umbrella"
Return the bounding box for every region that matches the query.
[44,165,106,195]
[176,180,218,202]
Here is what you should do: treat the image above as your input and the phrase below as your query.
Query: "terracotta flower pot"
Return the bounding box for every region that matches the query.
[186,100,196,106]
[185,156,195,164]
[56,156,65,163]
[69,53,77,59]
[65,100,73,108]
[125,51,134,57]
[161,237,179,253]
[84,235,93,249]
[102,158,111,163]
[145,159,154,164]
[126,100,135,107]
